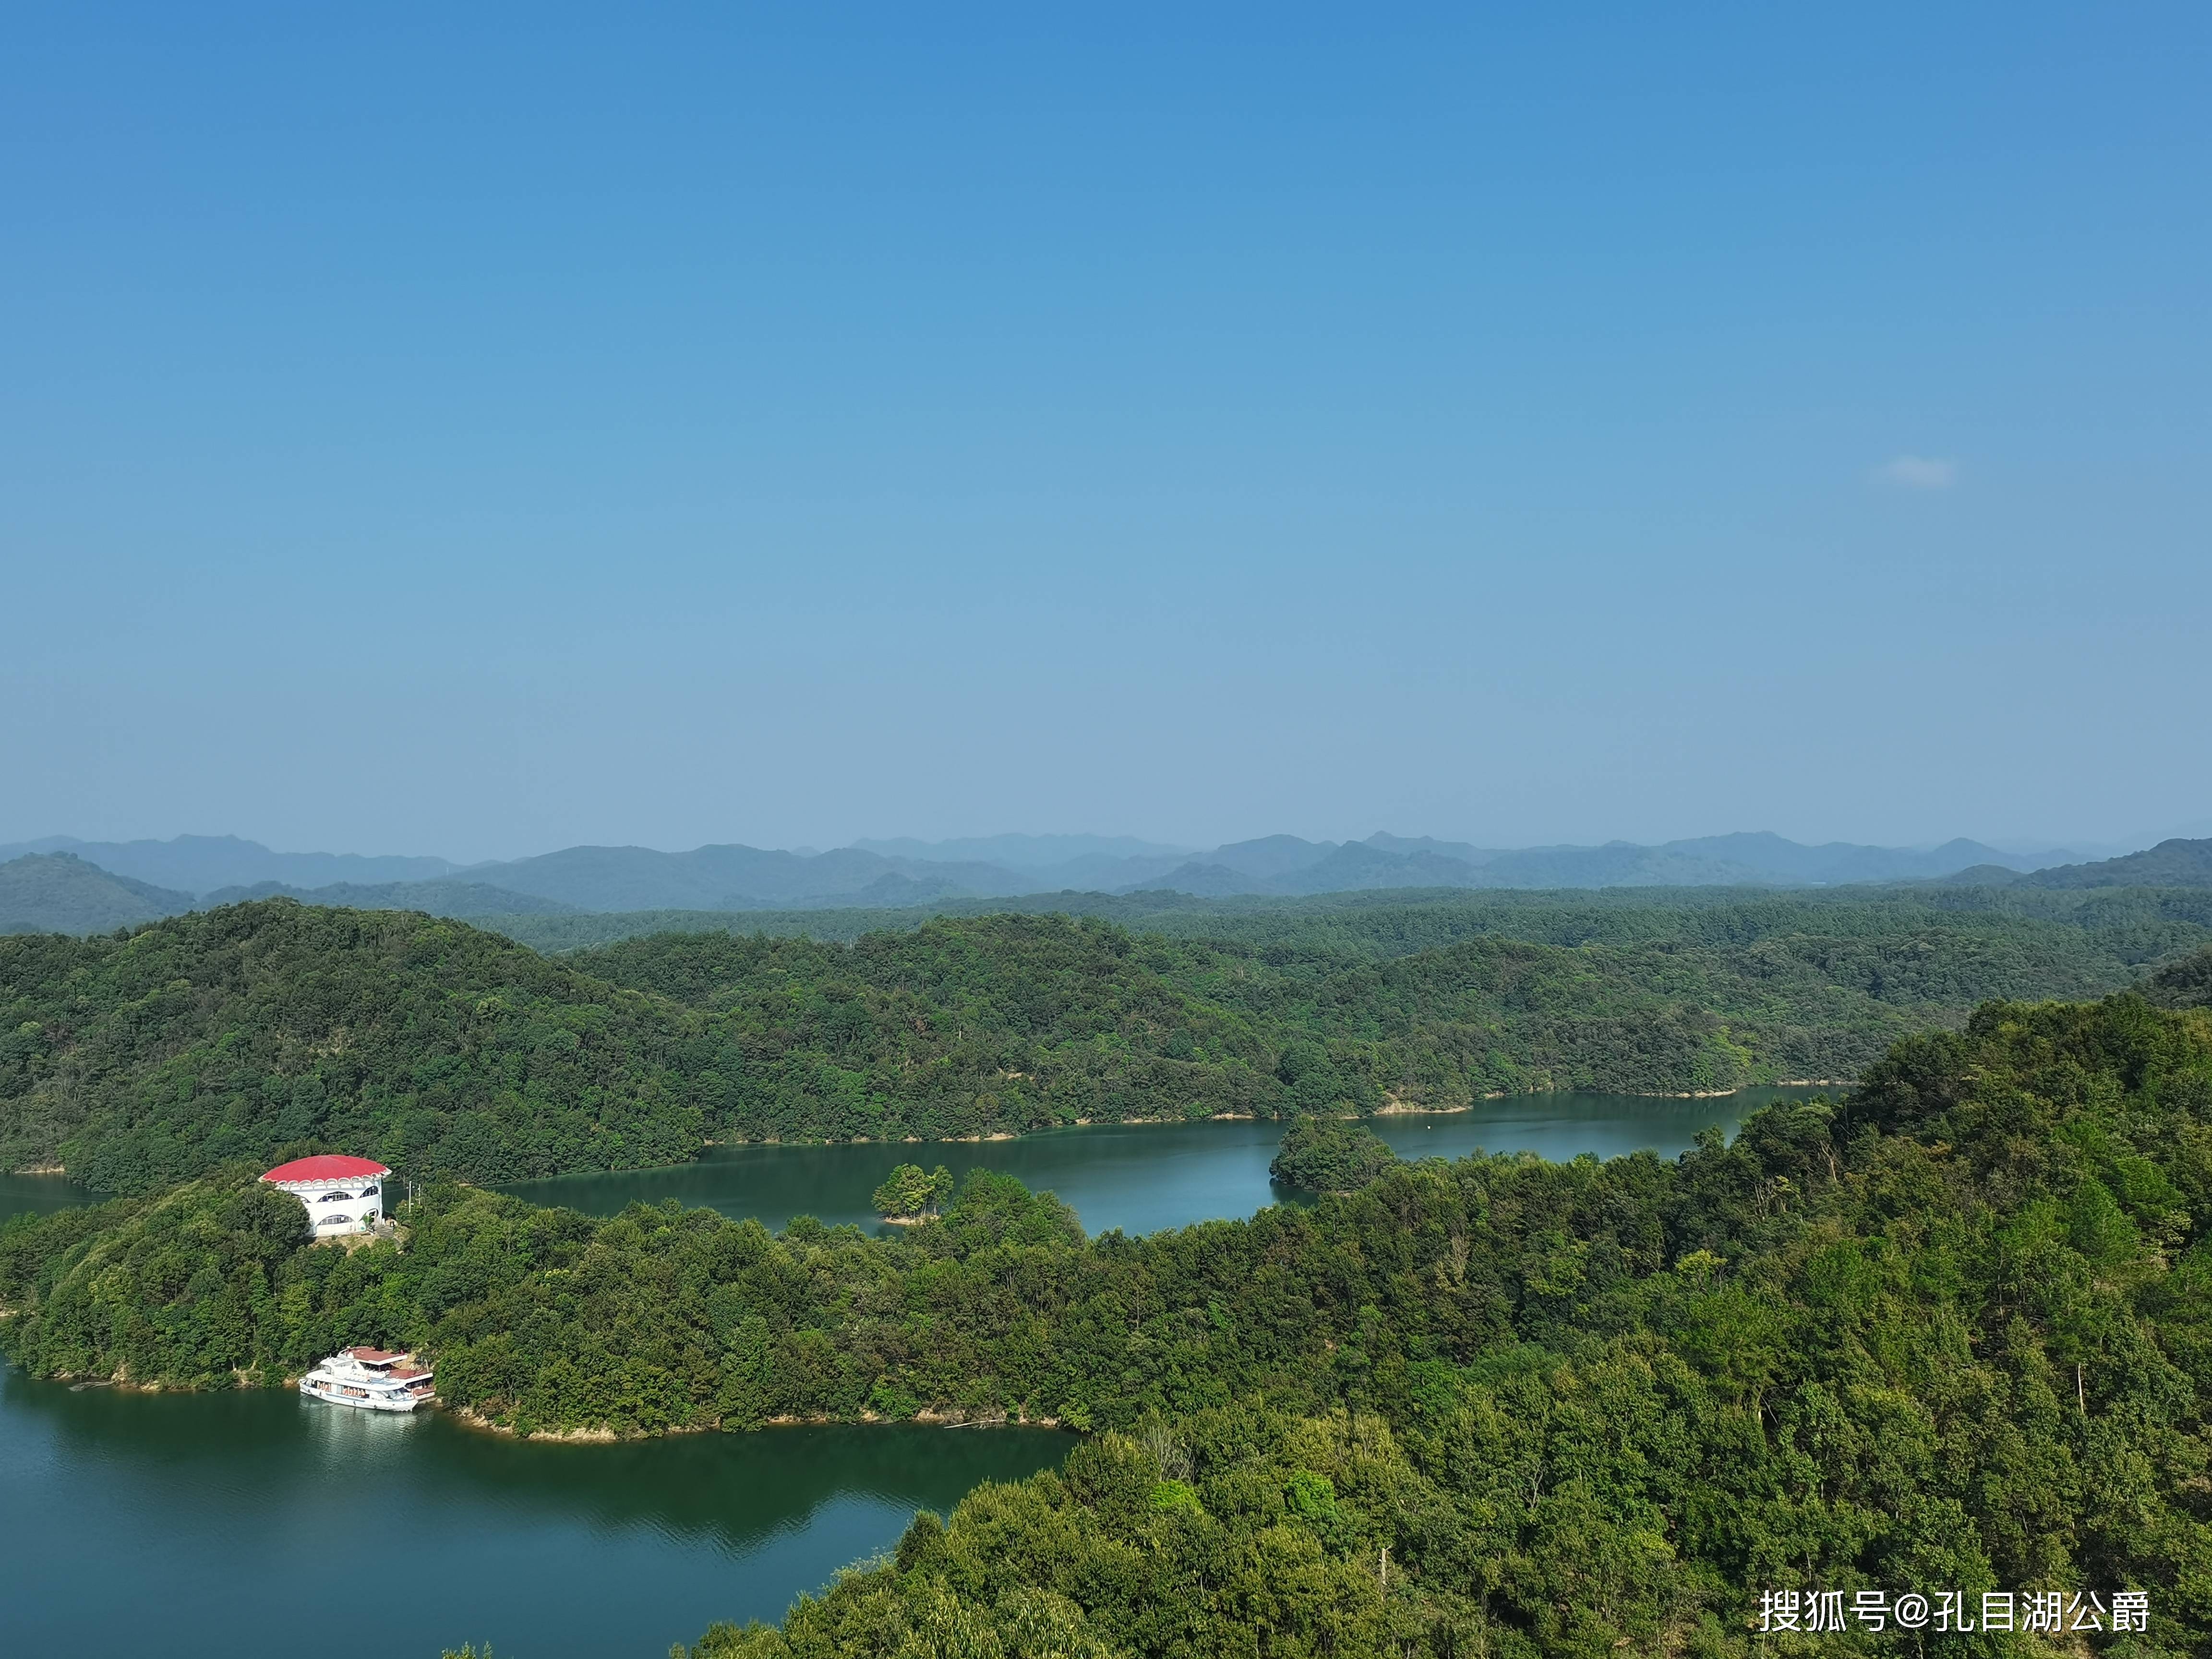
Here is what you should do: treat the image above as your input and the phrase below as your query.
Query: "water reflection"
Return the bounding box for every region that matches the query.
[0,1367,1067,1659]
[501,1086,1835,1235]
[0,1087,1843,1656]
[0,1169,96,1225]
[0,1088,1837,1234]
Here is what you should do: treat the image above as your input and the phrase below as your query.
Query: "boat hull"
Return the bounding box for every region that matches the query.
[299,1377,430,1413]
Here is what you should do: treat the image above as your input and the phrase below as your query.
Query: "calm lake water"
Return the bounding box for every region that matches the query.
[0,1167,97,1222]
[498,1087,1834,1232]
[0,1088,1838,1233]
[1,1086,1839,1656]
[0,1366,1068,1659]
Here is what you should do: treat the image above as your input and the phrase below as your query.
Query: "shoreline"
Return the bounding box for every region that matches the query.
[702,1078,1847,1151]
[20,1083,1861,1189]
[5,1076,1859,1438]
[711,1078,1857,1146]
[8,1368,1074,1446]
[446,1399,1069,1443]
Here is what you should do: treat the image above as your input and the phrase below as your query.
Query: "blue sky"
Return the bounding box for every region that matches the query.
[4,3,2208,862]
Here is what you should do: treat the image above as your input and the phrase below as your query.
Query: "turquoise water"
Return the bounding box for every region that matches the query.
[0,1087,1837,1233]
[0,1366,1067,1659]
[0,1086,1839,1656]
[0,1168,96,1223]
[498,1086,1832,1232]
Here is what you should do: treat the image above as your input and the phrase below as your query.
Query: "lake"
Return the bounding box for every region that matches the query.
[497,1086,1831,1232]
[0,1167,98,1222]
[1,1085,1836,1657]
[0,1088,1835,1235]
[0,1366,1068,1659]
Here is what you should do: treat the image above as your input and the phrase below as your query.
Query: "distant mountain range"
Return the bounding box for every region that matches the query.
[455,843,1043,912]
[852,834,1196,888]
[0,834,457,894]
[1941,838,2212,891]
[7,830,2207,937]
[0,854,197,935]
[1125,830,2082,898]
[449,830,2105,909]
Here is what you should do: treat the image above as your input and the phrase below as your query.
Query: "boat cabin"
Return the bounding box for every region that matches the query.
[260,1155,391,1237]
[299,1346,437,1412]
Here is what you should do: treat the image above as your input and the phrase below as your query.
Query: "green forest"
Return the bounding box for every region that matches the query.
[1269,1115,1400,1193]
[7,896,2210,1199]
[0,903,708,1193]
[5,978,2211,1655]
[483,879,2212,959]
[873,1163,955,1220]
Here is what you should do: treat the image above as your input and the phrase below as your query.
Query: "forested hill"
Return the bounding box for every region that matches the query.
[7,898,2209,1196]
[0,854,194,936]
[6,990,2210,1655]
[2020,835,2212,889]
[2147,945,2212,1009]
[199,878,577,919]
[485,879,2212,960]
[0,902,709,1194]
[566,905,2184,1132]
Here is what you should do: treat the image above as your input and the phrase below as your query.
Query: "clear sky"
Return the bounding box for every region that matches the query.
[4,4,2208,863]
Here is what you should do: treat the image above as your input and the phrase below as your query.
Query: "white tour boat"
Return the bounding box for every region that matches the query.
[299,1346,436,1413]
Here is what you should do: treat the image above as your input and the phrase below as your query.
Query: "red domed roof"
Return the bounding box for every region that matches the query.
[261,1154,390,1184]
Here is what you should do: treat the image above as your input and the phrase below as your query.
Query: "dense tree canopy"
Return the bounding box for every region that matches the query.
[572,907,2196,1135]
[2146,945,2212,1010]
[8,896,2210,1200]
[873,1163,954,1220]
[488,881,2212,962]
[0,902,706,1192]
[7,988,2210,1656]
[1269,1116,1399,1193]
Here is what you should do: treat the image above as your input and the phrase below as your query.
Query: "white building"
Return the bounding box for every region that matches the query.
[260,1154,391,1237]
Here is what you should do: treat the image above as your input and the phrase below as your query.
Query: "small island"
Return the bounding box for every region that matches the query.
[1268,1115,1397,1193]
[871,1162,954,1224]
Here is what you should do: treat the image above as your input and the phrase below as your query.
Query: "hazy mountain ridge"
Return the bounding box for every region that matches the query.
[1127,830,2063,897]
[468,828,2116,907]
[0,854,198,935]
[852,833,1193,871]
[457,843,1045,911]
[2016,838,2212,890]
[8,830,2204,934]
[0,834,456,894]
